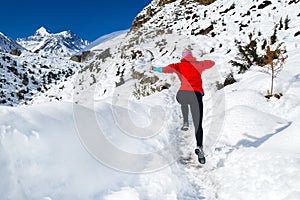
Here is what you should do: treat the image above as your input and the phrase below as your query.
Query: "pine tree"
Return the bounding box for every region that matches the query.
[230,33,262,73]
[279,17,283,30]
[270,24,278,45]
[284,15,290,30]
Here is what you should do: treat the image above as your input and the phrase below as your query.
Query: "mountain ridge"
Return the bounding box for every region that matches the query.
[16,26,90,57]
[0,32,26,53]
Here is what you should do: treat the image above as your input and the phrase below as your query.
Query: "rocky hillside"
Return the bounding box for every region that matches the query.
[0,26,94,106]
[16,27,90,57]
[29,0,300,105]
[0,51,81,106]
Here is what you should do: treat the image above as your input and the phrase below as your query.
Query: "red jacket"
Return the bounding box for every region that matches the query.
[162,55,215,93]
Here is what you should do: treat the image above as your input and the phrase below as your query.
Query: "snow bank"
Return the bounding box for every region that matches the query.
[0,103,133,199]
[0,94,186,200]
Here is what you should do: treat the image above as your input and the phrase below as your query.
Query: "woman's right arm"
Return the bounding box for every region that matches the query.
[151,63,179,73]
[152,66,163,73]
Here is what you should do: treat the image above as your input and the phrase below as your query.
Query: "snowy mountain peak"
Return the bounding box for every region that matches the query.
[34,26,51,36]
[17,28,90,57]
[56,29,77,38]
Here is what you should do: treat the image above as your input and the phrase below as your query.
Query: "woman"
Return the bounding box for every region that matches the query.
[150,48,215,164]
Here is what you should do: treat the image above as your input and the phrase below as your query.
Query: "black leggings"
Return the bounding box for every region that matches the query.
[176,90,204,147]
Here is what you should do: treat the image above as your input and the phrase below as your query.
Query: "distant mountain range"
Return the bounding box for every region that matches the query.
[16,27,90,57]
[0,26,90,57]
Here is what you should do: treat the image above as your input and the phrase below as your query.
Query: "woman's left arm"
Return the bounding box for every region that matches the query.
[199,60,215,72]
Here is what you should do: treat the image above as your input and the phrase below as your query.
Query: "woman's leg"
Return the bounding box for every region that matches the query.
[190,93,204,147]
[176,90,189,125]
[181,104,189,124]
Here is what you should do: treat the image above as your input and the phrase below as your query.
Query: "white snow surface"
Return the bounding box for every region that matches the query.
[83,30,128,51]
[1,0,300,199]
[1,53,300,200]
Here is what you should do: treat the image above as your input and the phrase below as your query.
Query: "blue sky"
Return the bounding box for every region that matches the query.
[1,0,152,41]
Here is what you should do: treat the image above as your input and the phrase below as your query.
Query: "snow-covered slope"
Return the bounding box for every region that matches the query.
[16,27,90,57]
[1,0,300,199]
[84,29,128,51]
